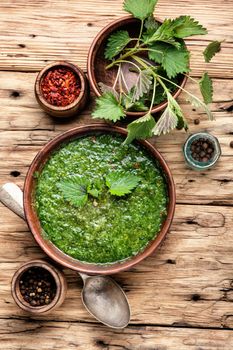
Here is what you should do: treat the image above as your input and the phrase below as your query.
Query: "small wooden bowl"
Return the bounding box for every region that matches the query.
[11,259,67,314]
[35,61,89,118]
[87,15,188,117]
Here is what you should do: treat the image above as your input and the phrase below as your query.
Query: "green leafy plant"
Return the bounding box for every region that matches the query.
[57,178,98,208]
[105,172,141,196]
[92,0,222,143]
[57,172,141,207]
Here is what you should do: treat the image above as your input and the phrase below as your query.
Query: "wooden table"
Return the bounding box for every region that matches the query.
[0,1,233,349]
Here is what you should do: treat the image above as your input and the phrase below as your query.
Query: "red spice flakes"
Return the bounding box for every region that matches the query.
[41,67,81,107]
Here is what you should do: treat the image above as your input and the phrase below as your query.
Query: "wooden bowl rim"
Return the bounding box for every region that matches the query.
[24,124,176,275]
[11,259,66,313]
[35,61,87,111]
[87,15,188,117]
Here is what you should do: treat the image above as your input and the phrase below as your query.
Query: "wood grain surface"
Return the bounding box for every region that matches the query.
[0,0,233,349]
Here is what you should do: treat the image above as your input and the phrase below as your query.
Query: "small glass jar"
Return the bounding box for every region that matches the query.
[183,132,221,171]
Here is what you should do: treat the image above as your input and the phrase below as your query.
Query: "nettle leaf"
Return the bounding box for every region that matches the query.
[129,101,148,112]
[98,82,119,100]
[161,46,190,79]
[150,18,174,41]
[148,42,167,63]
[153,94,186,135]
[92,92,126,122]
[144,16,206,45]
[125,113,156,144]
[199,72,213,104]
[152,106,178,136]
[87,179,103,198]
[203,41,222,63]
[143,16,160,41]
[105,30,131,60]
[131,69,153,102]
[171,16,207,38]
[143,19,171,44]
[122,94,148,111]
[57,178,89,208]
[143,19,181,50]
[106,172,141,197]
[123,0,158,20]
[144,16,160,32]
[87,188,99,198]
[187,95,214,120]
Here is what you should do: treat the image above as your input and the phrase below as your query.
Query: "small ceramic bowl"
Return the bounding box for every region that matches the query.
[23,124,176,275]
[87,15,188,117]
[35,61,89,118]
[183,132,221,171]
[11,259,67,314]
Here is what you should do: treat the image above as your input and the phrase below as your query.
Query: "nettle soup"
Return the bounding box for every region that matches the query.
[35,134,168,264]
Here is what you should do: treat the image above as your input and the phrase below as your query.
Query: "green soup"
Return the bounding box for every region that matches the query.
[35,134,168,264]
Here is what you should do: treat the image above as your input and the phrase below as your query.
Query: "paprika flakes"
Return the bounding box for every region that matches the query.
[41,67,81,107]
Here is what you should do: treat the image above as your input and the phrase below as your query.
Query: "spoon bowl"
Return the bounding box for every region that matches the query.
[80,273,130,329]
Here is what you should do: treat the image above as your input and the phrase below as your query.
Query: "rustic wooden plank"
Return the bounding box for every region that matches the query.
[1,319,233,350]
[1,204,233,329]
[0,0,232,77]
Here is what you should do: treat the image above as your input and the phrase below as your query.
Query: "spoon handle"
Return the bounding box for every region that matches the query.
[78,272,90,282]
[0,183,91,281]
[0,183,25,219]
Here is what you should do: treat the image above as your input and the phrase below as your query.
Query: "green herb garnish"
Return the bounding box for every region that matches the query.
[92,0,222,142]
[58,172,141,207]
[57,178,90,207]
[106,172,141,196]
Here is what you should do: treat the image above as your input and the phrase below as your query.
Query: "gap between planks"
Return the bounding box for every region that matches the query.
[1,316,233,332]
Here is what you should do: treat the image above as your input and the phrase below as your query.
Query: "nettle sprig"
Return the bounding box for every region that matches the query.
[92,0,222,143]
[57,172,141,208]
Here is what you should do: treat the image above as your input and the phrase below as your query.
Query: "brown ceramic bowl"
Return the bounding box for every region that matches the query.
[87,15,188,117]
[24,124,176,275]
[35,61,89,118]
[11,259,67,314]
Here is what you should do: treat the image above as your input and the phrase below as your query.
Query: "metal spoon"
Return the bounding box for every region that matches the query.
[0,182,131,329]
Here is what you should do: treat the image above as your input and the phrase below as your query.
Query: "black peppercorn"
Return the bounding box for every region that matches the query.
[190,138,215,162]
[19,267,56,307]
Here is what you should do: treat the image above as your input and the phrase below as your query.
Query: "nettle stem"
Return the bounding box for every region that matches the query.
[106,43,148,70]
[184,74,199,85]
[137,19,144,46]
[149,76,157,112]
[106,49,138,70]
[157,73,204,104]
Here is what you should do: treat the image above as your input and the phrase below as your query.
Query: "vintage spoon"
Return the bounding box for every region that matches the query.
[0,182,131,329]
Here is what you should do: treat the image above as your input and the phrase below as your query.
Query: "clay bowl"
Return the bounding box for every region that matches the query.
[87,15,188,117]
[35,61,89,118]
[11,259,67,314]
[24,124,176,275]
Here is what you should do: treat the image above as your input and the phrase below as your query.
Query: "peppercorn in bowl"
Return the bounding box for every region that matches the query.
[35,61,89,118]
[11,260,67,314]
[183,132,221,170]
